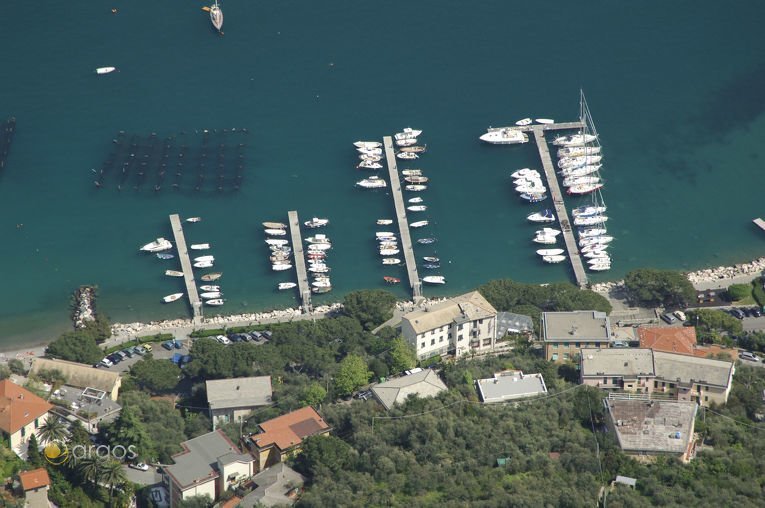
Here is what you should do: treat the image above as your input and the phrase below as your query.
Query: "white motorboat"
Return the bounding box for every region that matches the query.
[563,175,601,187]
[140,237,172,252]
[306,252,326,259]
[307,243,332,251]
[265,238,289,246]
[406,184,427,192]
[200,272,222,281]
[536,227,561,236]
[559,164,602,178]
[401,169,422,176]
[587,256,611,264]
[407,205,427,212]
[357,147,382,155]
[552,133,598,147]
[357,160,383,170]
[573,215,608,227]
[200,291,223,299]
[515,185,547,194]
[404,176,428,184]
[520,193,548,203]
[194,255,215,262]
[558,155,603,170]
[165,270,184,277]
[423,276,446,284]
[309,265,330,273]
[588,263,612,272]
[356,176,387,188]
[304,217,329,228]
[186,217,202,223]
[278,282,298,290]
[396,137,418,147]
[190,243,211,250]
[376,219,394,225]
[199,285,220,292]
[394,128,422,140]
[382,258,401,265]
[557,145,601,158]
[567,183,604,195]
[312,280,332,288]
[542,255,566,264]
[527,210,556,223]
[96,67,116,75]
[536,248,565,256]
[376,231,395,237]
[533,235,557,245]
[511,168,539,178]
[408,197,424,203]
[163,293,184,303]
[581,243,609,253]
[264,228,287,236]
[378,243,398,249]
[480,128,529,145]
[423,256,440,262]
[535,118,555,124]
[572,205,607,217]
[578,228,608,238]
[210,0,223,32]
[354,141,382,149]
[584,250,610,259]
[359,154,382,162]
[272,263,293,271]
[515,118,533,126]
[397,152,418,160]
[194,260,214,268]
[205,299,225,306]
[263,221,287,229]
[380,248,400,256]
[580,235,614,247]
[305,234,331,244]
[410,220,429,228]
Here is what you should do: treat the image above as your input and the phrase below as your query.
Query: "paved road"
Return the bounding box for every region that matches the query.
[123,465,163,486]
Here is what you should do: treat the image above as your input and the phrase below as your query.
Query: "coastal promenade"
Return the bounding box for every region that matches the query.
[530,127,589,288]
[169,214,203,324]
[383,136,423,301]
[288,210,312,313]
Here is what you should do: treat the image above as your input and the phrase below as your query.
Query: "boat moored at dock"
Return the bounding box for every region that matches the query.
[163,293,184,303]
[480,128,529,145]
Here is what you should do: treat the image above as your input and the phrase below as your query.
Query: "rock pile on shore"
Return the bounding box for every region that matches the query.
[590,281,624,293]
[72,286,96,329]
[686,257,765,284]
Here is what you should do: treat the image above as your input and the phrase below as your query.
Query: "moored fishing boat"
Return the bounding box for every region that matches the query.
[199,285,220,292]
[265,238,289,246]
[382,258,401,265]
[383,276,401,285]
[272,263,292,271]
[376,219,393,225]
[262,221,287,229]
[536,227,561,236]
[408,196,424,203]
[542,255,566,263]
[278,282,297,290]
[200,272,222,281]
[200,291,223,299]
[190,243,211,250]
[405,184,427,192]
[407,205,427,212]
[194,260,213,268]
[307,243,332,251]
[536,248,564,256]
[423,275,446,284]
[205,298,225,306]
[535,118,555,124]
[395,137,417,147]
[380,248,400,256]
[404,176,428,184]
[264,228,287,236]
[312,286,332,294]
[533,234,557,245]
[165,270,184,277]
[520,193,548,203]
[588,263,611,272]
[194,255,215,262]
[410,220,429,228]
[163,293,183,303]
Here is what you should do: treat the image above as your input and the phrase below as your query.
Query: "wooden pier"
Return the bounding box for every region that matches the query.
[383,136,423,300]
[169,214,203,324]
[530,126,589,288]
[753,218,765,233]
[288,210,312,313]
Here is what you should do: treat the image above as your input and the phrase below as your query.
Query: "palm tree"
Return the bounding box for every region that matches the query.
[101,459,128,507]
[77,453,106,486]
[38,416,69,444]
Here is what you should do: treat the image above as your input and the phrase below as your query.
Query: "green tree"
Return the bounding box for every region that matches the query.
[8,359,25,375]
[179,495,213,508]
[101,459,127,507]
[46,332,103,365]
[342,290,397,330]
[623,268,695,307]
[334,355,371,397]
[129,357,181,393]
[77,453,106,487]
[68,420,92,449]
[26,434,43,467]
[727,283,752,302]
[388,337,416,373]
[183,413,212,440]
[300,383,327,407]
[687,309,743,338]
[38,417,69,444]
[294,435,354,476]
[110,406,155,462]
[0,364,10,381]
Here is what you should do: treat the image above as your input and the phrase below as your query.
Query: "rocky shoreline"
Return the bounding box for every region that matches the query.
[72,285,97,329]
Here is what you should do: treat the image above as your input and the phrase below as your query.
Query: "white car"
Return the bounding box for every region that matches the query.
[129,462,150,471]
[215,335,231,345]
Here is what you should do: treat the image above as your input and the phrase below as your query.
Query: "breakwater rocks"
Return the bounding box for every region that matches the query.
[72,285,96,329]
[110,303,344,337]
[590,281,624,293]
[685,257,765,284]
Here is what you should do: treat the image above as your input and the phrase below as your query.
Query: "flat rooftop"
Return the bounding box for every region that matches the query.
[543,311,611,342]
[653,351,734,388]
[165,430,251,489]
[206,376,273,410]
[476,371,547,403]
[606,398,697,455]
[581,349,655,378]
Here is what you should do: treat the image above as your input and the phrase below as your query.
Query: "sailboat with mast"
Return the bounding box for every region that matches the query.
[210,0,223,33]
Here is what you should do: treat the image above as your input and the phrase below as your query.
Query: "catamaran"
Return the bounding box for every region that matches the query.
[210,0,223,32]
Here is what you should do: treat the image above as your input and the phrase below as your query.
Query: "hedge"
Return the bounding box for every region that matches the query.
[752,278,765,308]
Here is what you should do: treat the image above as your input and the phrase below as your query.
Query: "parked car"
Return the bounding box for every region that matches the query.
[115,351,129,360]
[122,348,134,358]
[261,331,273,339]
[99,358,114,368]
[129,462,150,471]
[143,343,153,352]
[739,351,759,362]
[107,354,121,364]
[133,346,146,355]
[162,341,175,350]
[173,340,182,349]
[673,310,687,322]
[730,308,745,320]
[215,335,231,345]
[740,308,752,317]
[354,390,373,400]
[660,313,677,324]
[752,307,763,317]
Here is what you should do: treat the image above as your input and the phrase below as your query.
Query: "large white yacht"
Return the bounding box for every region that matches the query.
[479,128,529,145]
[210,0,223,32]
[140,238,172,252]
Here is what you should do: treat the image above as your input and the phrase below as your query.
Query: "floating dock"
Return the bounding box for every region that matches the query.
[383,136,423,300]
[169,213,203,324]
[529,125,589,288]
[288,210,312,313]
[753,218,765,232]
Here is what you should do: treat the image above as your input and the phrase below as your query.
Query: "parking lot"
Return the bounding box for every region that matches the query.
[101,341,191,374]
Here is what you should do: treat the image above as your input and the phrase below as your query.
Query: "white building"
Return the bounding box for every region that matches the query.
[401,291,497,360]
[206,376,273,429]
[476,371,548,403]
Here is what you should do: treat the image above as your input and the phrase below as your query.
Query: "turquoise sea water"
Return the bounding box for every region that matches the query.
[1,1,765,348]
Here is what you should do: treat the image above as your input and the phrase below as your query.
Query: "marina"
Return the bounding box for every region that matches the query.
[168,213,203,324]
[288,210,312,313]
[383,136,423,300]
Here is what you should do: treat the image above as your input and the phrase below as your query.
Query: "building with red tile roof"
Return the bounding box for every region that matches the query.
[637,326,697,356]
[18,468,51,508]
[0,380,53,458]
